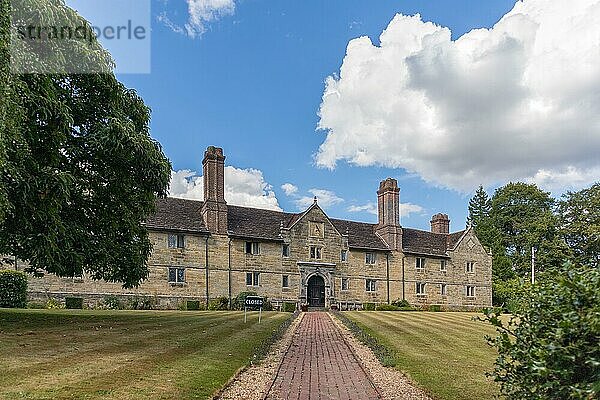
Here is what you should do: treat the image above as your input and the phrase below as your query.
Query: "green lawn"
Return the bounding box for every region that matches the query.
[0,309,290,400]
[344,311,501,400]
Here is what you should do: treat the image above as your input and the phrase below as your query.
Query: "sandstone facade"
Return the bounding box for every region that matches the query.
[19,146,492,309]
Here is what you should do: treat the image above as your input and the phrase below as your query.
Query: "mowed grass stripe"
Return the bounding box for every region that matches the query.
[344,311,499,400]
[0,309,289,400]
[3,311,240,378]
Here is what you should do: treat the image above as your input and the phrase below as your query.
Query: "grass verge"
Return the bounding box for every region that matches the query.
[339,311,500,400]
[0,308,291,400]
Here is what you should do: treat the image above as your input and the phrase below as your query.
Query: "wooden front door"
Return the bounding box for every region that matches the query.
[307,275,325,307]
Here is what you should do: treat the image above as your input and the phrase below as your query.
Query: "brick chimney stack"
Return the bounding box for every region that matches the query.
[430,213,450,234]
[376,178,402,250]
[201,146,228,234]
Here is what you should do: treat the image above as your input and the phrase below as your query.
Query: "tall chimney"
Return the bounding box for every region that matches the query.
[430,213,450,234]
[376,178,402,250]
[201,146,228,234]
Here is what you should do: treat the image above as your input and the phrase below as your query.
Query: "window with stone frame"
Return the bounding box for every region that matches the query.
[440,259,447,271]
[365,252,376,265]
[466,261,475,273]
[440,283,447,296]
[282,244,290,257]
[416,257,426,270]
[365,279,376,292]
[246,271,260,286]
[245,241,260,255]
[466,285,475,297]
[309,246,322,260]
[341,277,349,291]
[168,267,185,284]
[282,275,289,288]
[341,249,348,262]
[416,282,426,295]
[168,234,185,249]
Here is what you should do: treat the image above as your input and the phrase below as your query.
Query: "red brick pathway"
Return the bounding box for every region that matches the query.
[264,312,381,400]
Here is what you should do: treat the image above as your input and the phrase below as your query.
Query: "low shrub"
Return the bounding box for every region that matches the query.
[208,296,229,310]
[232,291,257,310]
[376,304,401,311]
[45,298,63,309]
[27,301,46,309]
[362,302,376,311]
[391,299,411,308]
[282,302,296,312]
[65,297,83,309]
[0,270,28,308]
[103,295,124,310]
[128,296,156,310]
[186,300,201,311]
[428,304,442,312]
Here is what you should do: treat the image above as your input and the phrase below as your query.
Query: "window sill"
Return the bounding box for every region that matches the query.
[169,282,186,287]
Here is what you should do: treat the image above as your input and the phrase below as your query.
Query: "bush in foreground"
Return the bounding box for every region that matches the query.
[0,270,27,308]
[484,264,599,399]
[65,297,83,309]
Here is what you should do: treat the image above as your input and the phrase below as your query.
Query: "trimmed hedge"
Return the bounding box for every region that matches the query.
[0,270,28,308]
[363,302,376,311]
[65,297,83,309]
[186,300,201,310]
[282,302,296,312]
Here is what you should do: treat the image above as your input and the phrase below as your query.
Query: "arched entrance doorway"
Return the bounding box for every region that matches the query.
[307,275,325,307]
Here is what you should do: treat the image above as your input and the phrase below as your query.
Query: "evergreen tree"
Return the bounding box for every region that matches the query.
[467,185,491,228]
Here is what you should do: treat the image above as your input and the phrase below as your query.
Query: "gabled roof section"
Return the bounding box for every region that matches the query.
[330,219,389,251]
[146,197,208,233]
[401,228,451,257]
[227,205,295,241]
[287,201,344,238]
[146,197,465,253]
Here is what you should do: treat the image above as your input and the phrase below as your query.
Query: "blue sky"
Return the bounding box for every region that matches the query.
[72,0,600,231]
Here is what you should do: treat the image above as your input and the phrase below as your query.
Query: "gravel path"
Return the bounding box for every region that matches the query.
[329,313,433,400]
[216,313,304,400]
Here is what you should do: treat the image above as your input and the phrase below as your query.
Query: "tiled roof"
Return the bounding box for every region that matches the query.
[146,197,208,233]
[146,197,462,253]
[227,205,294,240]
[402,228,450,257]
[330,219,389,250]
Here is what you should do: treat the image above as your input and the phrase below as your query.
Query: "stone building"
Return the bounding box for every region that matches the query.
[19,146,492,309]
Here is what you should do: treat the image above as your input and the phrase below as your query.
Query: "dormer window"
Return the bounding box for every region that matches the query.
[245,242,260,255]
[341,250,348,262]
[168,234,185,249]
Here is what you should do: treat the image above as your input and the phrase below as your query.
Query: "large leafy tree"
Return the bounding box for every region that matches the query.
[490,182,568,278]
[0,0,171,287]
[557,183,600,267]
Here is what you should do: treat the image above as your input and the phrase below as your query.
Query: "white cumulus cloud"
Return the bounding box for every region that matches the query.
[295,189,344,210]
[347,202,424,218]
[281,183,298,196]
[169,166,281,211]
[316,0,600,192]
[159,0,236,38]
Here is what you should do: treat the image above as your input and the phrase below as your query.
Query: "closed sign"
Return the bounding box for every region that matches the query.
[245,296,264,308]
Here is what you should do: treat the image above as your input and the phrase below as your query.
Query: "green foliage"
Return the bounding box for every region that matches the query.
[103,295,124,310]
[362,302,376,311]
[128,296,156,310]
[231,291,257,310]
[490,182,567,278]
[484,264,600,399]
[492,277,530,313]
[467,185,491,228]
[375,304,401,311]
[186,300,201,311]
[65,297,83,309]
[428,304,442,312]
[391,299,411,308]
[45,298,63,309]
[0,269,27,308]
[557,183,600,267]
[208,296,229,311]
[281,302,296,312]
[0,0,171,288]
